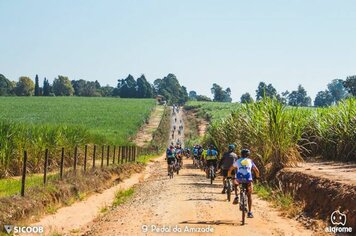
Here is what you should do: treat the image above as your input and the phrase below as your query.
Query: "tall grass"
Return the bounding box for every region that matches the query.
[0,97,156,176]
[192,98,355,179]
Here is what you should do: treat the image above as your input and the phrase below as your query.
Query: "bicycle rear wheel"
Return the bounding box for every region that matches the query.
[227,180,231,201]
[241,194,246,225]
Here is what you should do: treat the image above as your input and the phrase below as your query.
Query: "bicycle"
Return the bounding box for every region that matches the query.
[174,159,181,175]
[208,165,215,184]
[168,163,174,179]
[224,177,234,201]
[239,182,249,225]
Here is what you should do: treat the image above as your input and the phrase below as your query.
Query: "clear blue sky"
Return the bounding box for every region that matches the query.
[1,0,355,101]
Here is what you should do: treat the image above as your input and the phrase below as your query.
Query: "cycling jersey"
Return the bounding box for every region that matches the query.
[206,149,218,160]
[166,148,175,158]
[193,148,199,156]
[233,157,256,183]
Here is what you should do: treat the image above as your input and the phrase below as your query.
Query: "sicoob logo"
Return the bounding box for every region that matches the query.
[331,210,346,226]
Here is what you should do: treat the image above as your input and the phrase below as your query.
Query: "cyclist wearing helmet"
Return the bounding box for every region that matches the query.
[166,145,176,175]
[229,148,260,218]
[219,144,238,194]
[205,144,218,178]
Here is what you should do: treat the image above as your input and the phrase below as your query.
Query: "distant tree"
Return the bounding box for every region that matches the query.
[189,91,197,100]
[115,74,137,98]
[53,75,74,96]
[94,80,101,90]
[0,74,14,96]
[211,83,232,102]
[34,74,40,96]
[155,74,188,104]
[15,76,35,96]
[71,79,86,96]
[100,85,114,97]
[196,95,212,101]
[288,85,311,106]
[137,75,153,98]
[240,92,253,103]
[314,90,334,107]
[43,78,51,96]
[256,82,277,100]
[279,90,289,104]
[342,76,356,96]
[327,79,348,103]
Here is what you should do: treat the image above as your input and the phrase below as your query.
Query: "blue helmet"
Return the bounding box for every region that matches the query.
[228,144,236,151]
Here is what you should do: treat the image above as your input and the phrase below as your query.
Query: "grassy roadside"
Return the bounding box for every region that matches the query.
[254,182,302,217]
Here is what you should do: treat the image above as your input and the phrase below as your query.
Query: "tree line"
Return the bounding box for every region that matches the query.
[189,76,354,107]
[0,73,189,105]
[1,72,355,107]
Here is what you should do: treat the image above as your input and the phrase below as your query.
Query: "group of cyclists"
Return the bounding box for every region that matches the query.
[166,143,260,219]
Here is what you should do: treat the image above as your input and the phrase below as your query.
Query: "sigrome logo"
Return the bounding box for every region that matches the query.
[325,210,352,234]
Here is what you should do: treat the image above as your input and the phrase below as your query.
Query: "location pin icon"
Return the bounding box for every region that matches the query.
[4,225,13,234]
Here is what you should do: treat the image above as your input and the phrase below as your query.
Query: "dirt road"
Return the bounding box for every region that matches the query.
[83,155,314,236]
[83,107,315,236]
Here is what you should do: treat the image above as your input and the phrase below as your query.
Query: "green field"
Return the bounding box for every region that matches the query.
[185,101,240,120]
[0,97,155,144]
[0,97,156,176]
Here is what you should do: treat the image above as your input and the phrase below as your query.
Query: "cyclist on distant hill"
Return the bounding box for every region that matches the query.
[166,145,176,175]
[219,144,238,195]
[228,149,260,218]
[205,145,218,178]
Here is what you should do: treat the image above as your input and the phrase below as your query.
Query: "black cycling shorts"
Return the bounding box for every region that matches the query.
[206,159,217,169]
[167,158,176,165]
[221,169,235,177]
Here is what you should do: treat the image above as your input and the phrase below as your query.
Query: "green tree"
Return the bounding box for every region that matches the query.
[327,79,348,103]
[343,76,356,96]
[189,91,197,100]
[240,92,253,103]
[211,83,232,102]
[115,74,137,98]
[0,74,14,96]
[288,85,311,106]
[53,75,74,96]
[137,74,153,98]
[43,78,51,96]
[256,82,277,100]
[196,95,212,101]
[15,76,35,96]
[155,74,188,105]
[34,74,40,96]
[100,85,114,97]
[314,90,333,107]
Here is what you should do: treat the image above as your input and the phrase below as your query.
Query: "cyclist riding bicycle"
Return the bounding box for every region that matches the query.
[175,145,184,167]
[205,144,218,178]
[220,144,238,195]
[166,145,176,175]
[228,149,260,218]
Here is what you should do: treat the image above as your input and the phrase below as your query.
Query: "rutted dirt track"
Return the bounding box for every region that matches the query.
[82,107,315,236]
[82,156,314,236]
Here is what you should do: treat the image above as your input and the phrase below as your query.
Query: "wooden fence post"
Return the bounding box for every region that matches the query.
[60,147,64,180]
[101,145,104,168]
[106,145,110,166]
[44,149,49,185]
[120,146,124,164]
[74,146,78,173]
[21,150,27,197]
[84,144,88,173]
[93,145,96,169]
[113,146,116,164]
